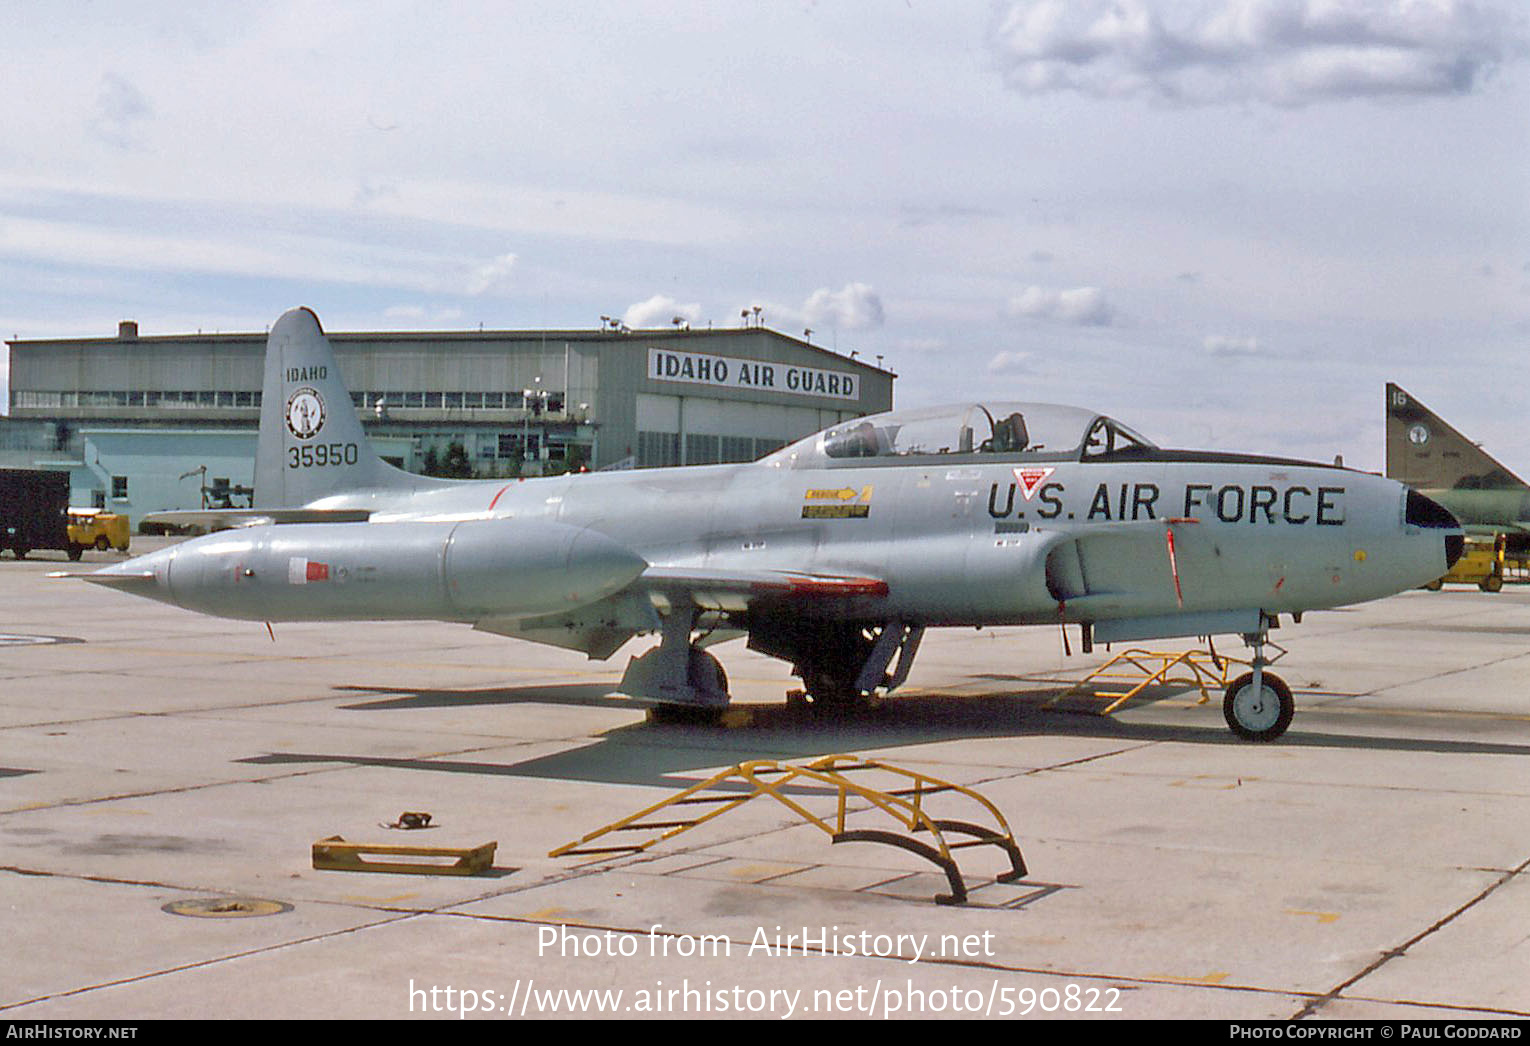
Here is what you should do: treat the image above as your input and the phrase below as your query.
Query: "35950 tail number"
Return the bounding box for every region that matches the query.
[288,443,359,469]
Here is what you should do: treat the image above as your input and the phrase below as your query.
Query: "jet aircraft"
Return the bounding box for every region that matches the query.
[79,308,1463,742]
[1386,382,1530,552]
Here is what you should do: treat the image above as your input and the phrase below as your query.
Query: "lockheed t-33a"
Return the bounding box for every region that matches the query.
[79,308,1463,742]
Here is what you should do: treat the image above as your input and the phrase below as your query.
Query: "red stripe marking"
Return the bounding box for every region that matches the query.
[488,484,513,511]
[752,577,889,598]
[1165,530,1183,608]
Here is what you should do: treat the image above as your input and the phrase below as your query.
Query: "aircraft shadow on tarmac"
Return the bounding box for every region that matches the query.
[229,680,1530,792]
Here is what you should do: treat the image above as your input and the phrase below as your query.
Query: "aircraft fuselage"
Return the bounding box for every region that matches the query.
[120,450,1452,635]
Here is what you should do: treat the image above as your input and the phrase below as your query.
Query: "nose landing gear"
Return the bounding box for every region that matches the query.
[1223,626,1293,742]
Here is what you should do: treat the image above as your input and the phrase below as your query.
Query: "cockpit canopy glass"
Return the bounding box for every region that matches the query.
[793,403,1155,465]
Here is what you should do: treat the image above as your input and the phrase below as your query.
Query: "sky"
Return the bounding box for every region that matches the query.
[2,0,1527,472]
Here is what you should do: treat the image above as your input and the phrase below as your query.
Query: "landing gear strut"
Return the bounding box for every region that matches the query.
[1223,624,1293,742]
[750,617,923,710]
[619,607,731,712]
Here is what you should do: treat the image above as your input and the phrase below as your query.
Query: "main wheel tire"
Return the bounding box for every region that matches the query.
[1481,574,1503,593]
[799,669,874,711]
[688,648,728,695]
[67,544,83,561]
[1223,671,1294,742]
[12,547,27,560]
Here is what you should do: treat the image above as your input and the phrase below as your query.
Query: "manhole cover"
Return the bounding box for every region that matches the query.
[162,897,293,918]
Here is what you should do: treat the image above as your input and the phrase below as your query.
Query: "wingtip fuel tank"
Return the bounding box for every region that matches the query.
[91,518,648,623]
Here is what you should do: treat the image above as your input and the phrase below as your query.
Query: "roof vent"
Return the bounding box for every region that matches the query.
[118,320,139,341]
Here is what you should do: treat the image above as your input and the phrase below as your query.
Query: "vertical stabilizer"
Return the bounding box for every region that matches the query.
[255,308,413,507]
[1386,383,1528,492]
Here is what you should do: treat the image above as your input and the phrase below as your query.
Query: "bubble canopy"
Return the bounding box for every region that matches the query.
[777,403,1157,466]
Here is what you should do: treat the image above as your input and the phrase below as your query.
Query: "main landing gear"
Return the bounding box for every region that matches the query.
[621,609,924,719]
[1222,625,1293,742]
[618,608,731,715]
[749,616,924,711]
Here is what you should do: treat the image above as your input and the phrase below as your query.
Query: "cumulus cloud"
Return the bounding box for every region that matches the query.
[898,336,947,352]
[466,252,517,296]
[623,294,702,329]
[88,73,151,148]
[802,282,885,330]
[988,350,1038,375]
[1204,333,1263,356]
[988,0,1525,107]
[1006,285,1116,325]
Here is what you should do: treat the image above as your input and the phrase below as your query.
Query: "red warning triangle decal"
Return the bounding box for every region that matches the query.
[1014,466,1055,501]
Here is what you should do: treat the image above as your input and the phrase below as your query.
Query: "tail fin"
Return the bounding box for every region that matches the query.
[1386,382,1528,492]
[255,307,415,507]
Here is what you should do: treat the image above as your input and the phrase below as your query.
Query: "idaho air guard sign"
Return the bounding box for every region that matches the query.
[648,348,858,402]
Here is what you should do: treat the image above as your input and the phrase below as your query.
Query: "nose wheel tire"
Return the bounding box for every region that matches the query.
[1223,671,1293,742]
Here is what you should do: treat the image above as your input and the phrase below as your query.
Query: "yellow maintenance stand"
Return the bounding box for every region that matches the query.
[1061,645,1255,713]
[551,755,1026,905]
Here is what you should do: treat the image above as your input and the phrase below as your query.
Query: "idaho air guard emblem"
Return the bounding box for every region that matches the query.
[285,387,326,440]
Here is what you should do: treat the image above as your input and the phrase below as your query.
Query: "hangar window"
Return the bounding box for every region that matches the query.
[720,436,755,463]
[638,431,680,468]
[686,434,720,465]
[111,475,129,500]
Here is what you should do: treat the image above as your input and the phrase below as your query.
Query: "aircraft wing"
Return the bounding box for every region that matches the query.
[140,508,373,532]
[472,565,889,659]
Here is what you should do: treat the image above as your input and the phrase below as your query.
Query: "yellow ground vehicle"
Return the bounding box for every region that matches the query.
[1424,535,1504,592]
[66,509,130,560]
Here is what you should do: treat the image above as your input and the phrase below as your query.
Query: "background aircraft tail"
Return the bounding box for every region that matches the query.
[1385,382,1528,493]
[254,307,432,507]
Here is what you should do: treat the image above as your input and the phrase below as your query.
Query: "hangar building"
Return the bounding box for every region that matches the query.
[3,319,894,525]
